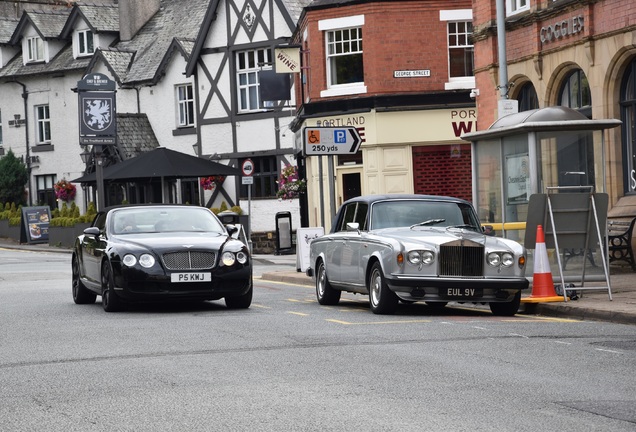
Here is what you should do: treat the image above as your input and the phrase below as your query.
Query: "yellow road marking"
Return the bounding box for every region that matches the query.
[287,311,308,317]
[250,303,270,309]
[326,319,432,325]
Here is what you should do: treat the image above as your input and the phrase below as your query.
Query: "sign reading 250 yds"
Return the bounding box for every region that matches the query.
[303,127,362,156]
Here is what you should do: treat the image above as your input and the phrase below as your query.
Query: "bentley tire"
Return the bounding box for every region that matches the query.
[101,261,124,312]
[72,255,96,304]
[489,291,521,316]
[225,282,253,309]
[368,262,398,315]
[316,260,340,305]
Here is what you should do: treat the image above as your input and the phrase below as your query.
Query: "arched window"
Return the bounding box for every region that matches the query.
[558,69,592,118]
[620,58,636,194]
[517,82,539,112]
[555,69,594,187]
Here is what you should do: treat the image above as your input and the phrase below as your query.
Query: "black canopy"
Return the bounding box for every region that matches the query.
[73,147,240,183]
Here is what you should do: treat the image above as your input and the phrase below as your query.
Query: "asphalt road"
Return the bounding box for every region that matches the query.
[1,248,635,431]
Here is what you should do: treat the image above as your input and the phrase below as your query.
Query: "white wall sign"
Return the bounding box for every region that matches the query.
[394,70,430,78]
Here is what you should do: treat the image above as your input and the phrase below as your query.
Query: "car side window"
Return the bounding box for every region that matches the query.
[339,204,357,232]
[93,213,106,231]
[354,203,368,230]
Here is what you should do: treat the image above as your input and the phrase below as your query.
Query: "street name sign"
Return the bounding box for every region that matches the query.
[303,127,361,156]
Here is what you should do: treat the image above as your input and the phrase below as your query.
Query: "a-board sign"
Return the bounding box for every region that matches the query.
[20,206,51,244]
[303,127,361,155]
[295,227,324,272]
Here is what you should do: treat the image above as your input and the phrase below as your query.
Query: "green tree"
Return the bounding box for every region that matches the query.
[0,149,28,205]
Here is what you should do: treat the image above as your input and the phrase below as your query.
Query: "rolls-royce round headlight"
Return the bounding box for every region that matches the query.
[222,251,236,266]
[122,254,137,267]
[421,251,435,265]
[139,254,155,268]
[407,251,421,265]
[236,251,248,264]
[487,252,502,266]
[501,252,514,267]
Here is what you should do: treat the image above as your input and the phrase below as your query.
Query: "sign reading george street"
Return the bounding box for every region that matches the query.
[303,127,362,156]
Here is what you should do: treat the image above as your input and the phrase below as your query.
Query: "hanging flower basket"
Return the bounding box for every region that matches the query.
[276,164,306,201]
[200,175,226,190]
[54,179,77,202]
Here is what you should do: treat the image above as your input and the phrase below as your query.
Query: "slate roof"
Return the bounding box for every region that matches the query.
[0,43,89,78]
[11,9,70,42]
[76,4,119,33]
[282,0,314,22]
[0,17,19,44]
[111,0,209,85]
[90,49,135,84]
[60,3,120,38]
[116,113,160,160]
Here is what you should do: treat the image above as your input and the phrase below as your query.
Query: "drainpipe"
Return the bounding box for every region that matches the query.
[11,80,32,206]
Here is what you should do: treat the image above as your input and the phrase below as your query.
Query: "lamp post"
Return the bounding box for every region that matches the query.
[79,146,91,210]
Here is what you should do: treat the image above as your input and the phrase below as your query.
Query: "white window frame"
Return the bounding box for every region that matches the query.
[27,36,44,62]
[236,48,272,113]
[176,83,195,127]
[35,104,51,144]
[319,15,367,98]
[440,10,475,90]
[77,29,94,56]
[506,0,529,17]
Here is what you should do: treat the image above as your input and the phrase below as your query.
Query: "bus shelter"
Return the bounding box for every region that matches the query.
[462,106,621,242]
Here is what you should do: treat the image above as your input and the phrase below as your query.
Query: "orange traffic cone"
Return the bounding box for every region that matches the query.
[521,224,564,303]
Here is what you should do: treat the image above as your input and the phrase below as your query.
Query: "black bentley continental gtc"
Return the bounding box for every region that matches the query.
[72,204,252,312]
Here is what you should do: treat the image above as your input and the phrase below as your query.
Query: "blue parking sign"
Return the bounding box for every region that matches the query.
[334,130,347,144]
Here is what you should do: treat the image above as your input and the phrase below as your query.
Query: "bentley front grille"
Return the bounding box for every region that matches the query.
[439,243,484,277]
[162,251,216,270]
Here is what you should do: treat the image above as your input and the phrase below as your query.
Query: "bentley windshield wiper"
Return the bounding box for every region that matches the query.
[448,224,479,231]
[410,218,445,229]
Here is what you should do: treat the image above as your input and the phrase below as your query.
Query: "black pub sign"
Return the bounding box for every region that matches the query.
[77,73,117,145]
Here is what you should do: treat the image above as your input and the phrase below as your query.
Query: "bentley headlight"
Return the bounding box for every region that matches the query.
[501,252,514,267]
[407,251,421,265]
[122,254,137,267]
[139,254,156,268]
[421,251,435,265]
[487,252,502,266]
[236,251,248,265]
[222,251,236,266]
[407,250,435,266]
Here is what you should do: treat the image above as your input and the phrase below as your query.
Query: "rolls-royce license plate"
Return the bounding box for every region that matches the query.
[171,273,211,282]
[443,288,483,298]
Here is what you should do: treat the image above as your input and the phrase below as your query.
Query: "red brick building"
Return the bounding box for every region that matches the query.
[290,0,476,228]
[471,0,636,218]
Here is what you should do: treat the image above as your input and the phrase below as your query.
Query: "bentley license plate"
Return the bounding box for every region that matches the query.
[171,273,211,282]
[443,288,483,298]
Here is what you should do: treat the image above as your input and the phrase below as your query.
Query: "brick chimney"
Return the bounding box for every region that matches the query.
[119,0,160,41]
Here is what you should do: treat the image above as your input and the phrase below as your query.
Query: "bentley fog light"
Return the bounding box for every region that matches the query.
[139,254,156,268]
[122,254,137,267]
[222,251,236,266]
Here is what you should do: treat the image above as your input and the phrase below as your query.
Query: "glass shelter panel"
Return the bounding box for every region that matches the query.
[502,134,529,239]
[536,130,602,192]
[474,139,502,224]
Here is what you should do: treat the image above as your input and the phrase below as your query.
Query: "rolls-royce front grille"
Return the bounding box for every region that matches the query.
[439,243,484,277]
[162,251,216,270]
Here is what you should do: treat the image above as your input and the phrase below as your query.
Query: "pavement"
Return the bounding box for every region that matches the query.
[2,238,635,326]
